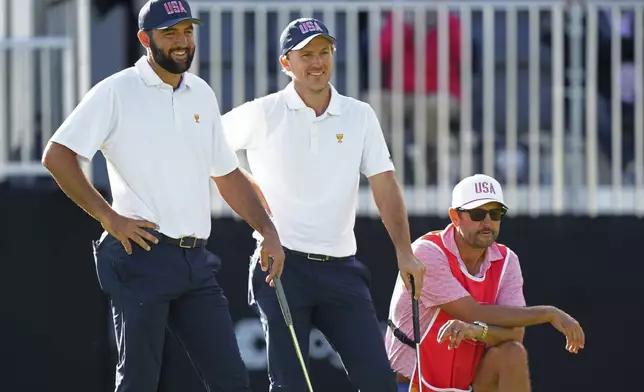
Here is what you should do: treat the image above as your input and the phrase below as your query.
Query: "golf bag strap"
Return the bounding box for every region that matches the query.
[387,319,416,348]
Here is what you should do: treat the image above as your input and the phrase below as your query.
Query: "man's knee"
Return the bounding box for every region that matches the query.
[343,346,396,391]
[487,341,528,367]
[473,341,530,392]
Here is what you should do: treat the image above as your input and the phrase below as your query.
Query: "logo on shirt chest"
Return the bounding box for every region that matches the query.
[194,114,200,123]
[336,133,344,143]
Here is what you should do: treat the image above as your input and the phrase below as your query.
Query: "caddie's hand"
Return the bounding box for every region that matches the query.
[397,252,426,300]
[437,319,480,350]
[100,211,159,255]
[548,307,585,354]
[259,231,285,288]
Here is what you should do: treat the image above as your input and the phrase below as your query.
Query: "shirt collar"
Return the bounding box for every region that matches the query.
[134,56,193,91]
[283,81,344,116]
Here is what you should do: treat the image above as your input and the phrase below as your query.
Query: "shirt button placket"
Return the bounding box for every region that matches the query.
[172,90,182,132]
[309,111,318,153]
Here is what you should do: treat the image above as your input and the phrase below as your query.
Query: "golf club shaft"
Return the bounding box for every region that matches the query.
[286,324,314,391]
[269,258,315,392]
[410,276,423,392]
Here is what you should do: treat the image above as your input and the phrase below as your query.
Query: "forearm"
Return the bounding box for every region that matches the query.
[478,326,524,346]
[214,168,276,237]
[464,305,553,328]
[42,142,114,223]
[238,167,271,214]
[372,173,413,255]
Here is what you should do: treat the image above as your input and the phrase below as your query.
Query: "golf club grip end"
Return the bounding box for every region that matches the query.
[410,275,421,343]
[410,275,417,299]
[412,306,421,342]
[274,279,294,325]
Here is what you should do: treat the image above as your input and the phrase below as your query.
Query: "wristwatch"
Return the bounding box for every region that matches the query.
[472,321,488,341]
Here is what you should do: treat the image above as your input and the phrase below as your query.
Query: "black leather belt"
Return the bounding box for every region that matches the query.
[284,248,353,262]
[157,233,207,249]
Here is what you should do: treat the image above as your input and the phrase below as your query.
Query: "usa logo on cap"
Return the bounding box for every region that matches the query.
[280,17,337,56]
[138,0,203,30]
[451,174,508,210]
[163,1,187,15]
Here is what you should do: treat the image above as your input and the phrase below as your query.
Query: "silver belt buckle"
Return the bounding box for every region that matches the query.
[307,253,328,262]
[179,237,197,248]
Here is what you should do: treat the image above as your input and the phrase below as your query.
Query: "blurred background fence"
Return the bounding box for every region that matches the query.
[2,0,644,217]
[1,1,643,391]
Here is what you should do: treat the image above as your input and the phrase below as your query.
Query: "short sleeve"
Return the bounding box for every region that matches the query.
[48,80,117,161]
[210,95,239,177]
[220,99,265,151]
[414,240,471,308]
[495,250,527,307]
[360,105,395,177]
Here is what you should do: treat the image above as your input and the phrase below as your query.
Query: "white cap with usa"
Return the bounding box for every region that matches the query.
[451,174,508,210]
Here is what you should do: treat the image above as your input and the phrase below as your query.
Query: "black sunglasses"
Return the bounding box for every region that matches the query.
[458,207,507,222]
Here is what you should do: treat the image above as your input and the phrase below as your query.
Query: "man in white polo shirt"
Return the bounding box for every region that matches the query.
[218,17,426,391]
[41,1,285,391]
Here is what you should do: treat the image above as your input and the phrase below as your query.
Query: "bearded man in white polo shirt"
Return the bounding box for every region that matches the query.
[41,1,285,391]
[215,17,426,392]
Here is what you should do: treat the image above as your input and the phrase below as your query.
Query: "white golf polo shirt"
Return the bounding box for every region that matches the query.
[49,56,238,239]
[221,82,394,257]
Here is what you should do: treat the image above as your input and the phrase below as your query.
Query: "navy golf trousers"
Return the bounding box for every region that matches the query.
[249,248,398,392]
[93,232,251,392]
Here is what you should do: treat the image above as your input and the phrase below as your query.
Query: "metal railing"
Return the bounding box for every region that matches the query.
[0,36,75,177]
[191,0,644,217]
[0,0,92,182]
[2,1,642,218]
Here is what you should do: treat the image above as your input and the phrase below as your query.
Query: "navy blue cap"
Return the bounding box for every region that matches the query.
[138,0,203,30]
[280,18,336,56]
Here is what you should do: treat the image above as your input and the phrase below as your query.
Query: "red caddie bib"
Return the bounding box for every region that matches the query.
[409,227,509,391]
